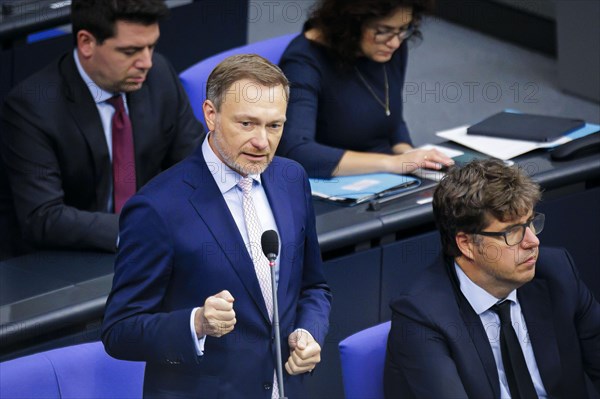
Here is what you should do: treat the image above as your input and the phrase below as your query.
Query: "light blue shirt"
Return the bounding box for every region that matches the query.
[73,49,128,212]
[190,134,280,355]
[455,263,548,398]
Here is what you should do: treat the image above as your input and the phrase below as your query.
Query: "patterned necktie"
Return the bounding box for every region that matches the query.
[492,300,538,399]
[238,177,273,321]
[107,95,136,214]
[237,177,280,398]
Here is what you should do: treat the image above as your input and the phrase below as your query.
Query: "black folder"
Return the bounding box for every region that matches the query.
[467,112,585,142]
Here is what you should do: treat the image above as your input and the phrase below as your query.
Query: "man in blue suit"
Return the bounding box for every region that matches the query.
[385,159,600,398]
[102,54,332,398]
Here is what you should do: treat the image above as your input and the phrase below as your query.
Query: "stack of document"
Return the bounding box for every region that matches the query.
[309,173,420,206]
[437,111,600,160]
[466,112,585,142]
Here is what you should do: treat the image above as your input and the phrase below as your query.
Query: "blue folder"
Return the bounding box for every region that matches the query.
[309,173,421,206]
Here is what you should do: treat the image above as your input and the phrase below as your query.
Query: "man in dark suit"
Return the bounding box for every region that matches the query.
[0,0,203,254]
[385,159,600,398]
[102,54,332,398]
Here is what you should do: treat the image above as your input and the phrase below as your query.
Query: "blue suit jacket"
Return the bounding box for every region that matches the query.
[384,247,600,398]
[102,145,332,398]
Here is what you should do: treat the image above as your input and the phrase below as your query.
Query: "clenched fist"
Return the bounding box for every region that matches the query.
[285,329,321,375]
[194,290,236,338]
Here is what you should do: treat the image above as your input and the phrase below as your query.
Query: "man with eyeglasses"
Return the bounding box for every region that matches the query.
[384,159,600,398]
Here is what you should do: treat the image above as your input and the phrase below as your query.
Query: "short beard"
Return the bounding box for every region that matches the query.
[212,132,269,176]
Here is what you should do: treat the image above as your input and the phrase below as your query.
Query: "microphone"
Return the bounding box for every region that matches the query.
[261,229,279,265]
[260,230,286,399]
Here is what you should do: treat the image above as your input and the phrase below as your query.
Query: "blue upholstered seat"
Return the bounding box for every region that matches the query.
[179,33,297,130]
[339,321,391,399]
[0,341,145,398]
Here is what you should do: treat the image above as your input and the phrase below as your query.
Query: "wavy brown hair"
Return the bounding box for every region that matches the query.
[307,0,434,66]
[433,159,541,259]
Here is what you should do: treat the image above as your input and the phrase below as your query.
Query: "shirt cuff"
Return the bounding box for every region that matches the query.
[293,328,313,340]
[190,307,206,356]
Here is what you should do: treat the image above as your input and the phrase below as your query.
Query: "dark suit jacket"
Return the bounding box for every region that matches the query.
[0,51,203,253]
[384,247,600,398]
[101,146,332,398]
[0,159,20,260]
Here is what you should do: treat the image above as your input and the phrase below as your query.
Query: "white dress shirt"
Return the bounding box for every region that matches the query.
[190,134,280,355]
[455,263,548,398]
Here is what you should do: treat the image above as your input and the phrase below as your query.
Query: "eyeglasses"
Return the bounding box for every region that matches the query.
[373,24,415,44]
[475,213,545,246]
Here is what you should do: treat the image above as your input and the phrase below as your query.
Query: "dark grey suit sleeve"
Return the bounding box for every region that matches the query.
[384,298,469,399]
[160,56,205,168]
[0,96,118,252]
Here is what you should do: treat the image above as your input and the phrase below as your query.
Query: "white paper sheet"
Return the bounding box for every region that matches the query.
[436,122,600,160]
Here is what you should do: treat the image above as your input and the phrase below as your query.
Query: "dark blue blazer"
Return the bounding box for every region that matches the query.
[277,34,412,178]
[384,247,600,398]
[102,145,332,398]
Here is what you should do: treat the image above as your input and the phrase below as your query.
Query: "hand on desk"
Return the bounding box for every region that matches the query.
[334,147,455,176]
[393,148,455,174]
[285,329,321,375]
[194,290,236,338]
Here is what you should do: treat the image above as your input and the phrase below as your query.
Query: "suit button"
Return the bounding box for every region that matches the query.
[263,382,272,390]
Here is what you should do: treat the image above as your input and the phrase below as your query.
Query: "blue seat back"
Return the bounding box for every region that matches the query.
[0,341,145,398]
[179,33,297,130]
[339,321,391,399]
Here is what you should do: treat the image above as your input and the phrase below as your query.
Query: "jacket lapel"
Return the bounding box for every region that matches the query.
[446,259,501,397]
[60,52,111,210]
[261,160,293,313]
[185,149,271,324]
[518,278,563,397]
[126,87,151,187]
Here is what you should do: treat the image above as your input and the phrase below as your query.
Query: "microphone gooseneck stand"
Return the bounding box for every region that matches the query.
[269,256,286,399]
[261,230,287,399]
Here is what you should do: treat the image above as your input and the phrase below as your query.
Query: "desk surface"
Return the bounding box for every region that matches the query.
[0,251,114,349]
[316,149,600,251]
[1,148,599,353]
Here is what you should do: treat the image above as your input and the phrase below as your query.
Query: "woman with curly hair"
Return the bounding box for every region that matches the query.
[277,0,454,178]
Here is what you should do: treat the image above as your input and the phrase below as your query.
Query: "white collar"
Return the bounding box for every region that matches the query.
[73,48,118,104]
[201,133,262,194]
[454,262,517,315]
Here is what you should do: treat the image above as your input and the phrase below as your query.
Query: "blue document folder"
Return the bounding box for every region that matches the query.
[309,173,421,205]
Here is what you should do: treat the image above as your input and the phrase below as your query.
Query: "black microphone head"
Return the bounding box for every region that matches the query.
[261,230,279,261]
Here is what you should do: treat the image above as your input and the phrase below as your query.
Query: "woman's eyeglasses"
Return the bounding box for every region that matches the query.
[373,24,415,44]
